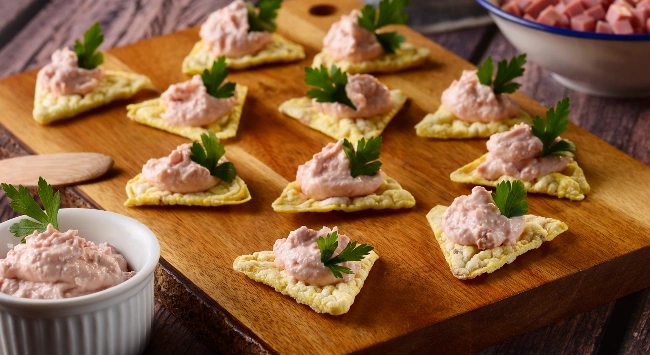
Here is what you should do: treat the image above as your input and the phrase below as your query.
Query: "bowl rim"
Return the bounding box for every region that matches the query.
[0,208,160,308]
[476,0,650,41]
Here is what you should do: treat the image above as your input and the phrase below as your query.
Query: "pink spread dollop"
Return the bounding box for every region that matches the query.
[0,225,135,299]
[199,0,273,58]
[476,123,571,181]
[273,226,360,287]
[142,143,220,193]
[296,140,384,200]
[37,48,104,98]
[161,75,237,127]
[442,186,526,250]
[441,70,520,123]
[323,9,384,62]
[313,74,394,119]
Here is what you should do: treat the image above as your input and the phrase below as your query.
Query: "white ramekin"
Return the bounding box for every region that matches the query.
[0,208,160,355]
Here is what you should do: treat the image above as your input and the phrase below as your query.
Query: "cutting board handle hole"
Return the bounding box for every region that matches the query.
[309,4,336,16]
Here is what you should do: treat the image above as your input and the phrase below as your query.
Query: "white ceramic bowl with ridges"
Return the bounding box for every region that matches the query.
[0,208,160,355]
[477,0,650,97]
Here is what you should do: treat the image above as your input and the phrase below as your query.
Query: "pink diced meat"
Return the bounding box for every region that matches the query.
[571,13,598,29]
[559,14,572,26]
[612,18,635,33]
[502,1,522,15]
[580,0,601,7]
[606,4,632,23]
[524,0,554,17]
[639,0,650,10]
[631,8,649,30]
[647,17,650,32]
[518,0,532,10]
[565,0,586,16]
[596,19,615,31]
[538,5,563,24]
[524,13,538,20]
[585,5,607,20]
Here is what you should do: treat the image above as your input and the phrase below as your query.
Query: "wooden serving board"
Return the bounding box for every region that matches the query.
[1,0,650,353]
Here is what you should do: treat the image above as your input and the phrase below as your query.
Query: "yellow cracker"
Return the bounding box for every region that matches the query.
[33,70,154,124]
[450,154,590,201]
[272,176,415,212]
[278,90,406,142]
[233,250,379,315]
[182,34,305,74]
[126,85,247,141]
[124,173,251,207]
[426,205,568,280]
[311,43,430,74]
[415,105,532,139]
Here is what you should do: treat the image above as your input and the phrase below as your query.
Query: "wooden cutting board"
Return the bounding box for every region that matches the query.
[1,0,650,353]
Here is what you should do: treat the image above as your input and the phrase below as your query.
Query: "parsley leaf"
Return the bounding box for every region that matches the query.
[305,65,356,109]
[246,0,282,33]
[201,56,236,99]
[317,231,374,278]
[531,97,577,158]
[190,131,237,183]
[491,180,528,218]
[1,177,61,243]
[477,54,526,95]
[74,22,104,70]
[477,56,493,87]
[341,137,382,178]
[357,0,408,54]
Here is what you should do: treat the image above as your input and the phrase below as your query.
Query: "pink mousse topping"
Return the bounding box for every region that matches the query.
[442,186,526,250]
[37,48,104,98]
[296,140,384,201]
[199,0,272,58]
[273,226,360,287]
[476,123,571,181]
[323,9,384,62]
[312,74,394,119]
[441,70,520,123]
[142,143,220,193]
[0,225,135,299]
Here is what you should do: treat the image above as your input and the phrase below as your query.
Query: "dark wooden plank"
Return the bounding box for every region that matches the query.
[621,289,650,354]
[143,302,216,355]
[0,0,49,51]
[427,26,495,63]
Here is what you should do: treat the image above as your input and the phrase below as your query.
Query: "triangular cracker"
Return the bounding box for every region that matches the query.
[278,90,407,142]
[450,154,590,201]
[126,84,247,141]
[33,70,154,124]
[182,34,305,74]
[272,176,415,212]
[233,250,379,315]
[124,173,251,207]
[426,205,568,280]
[311,43,429,74]
[415,105,532,139]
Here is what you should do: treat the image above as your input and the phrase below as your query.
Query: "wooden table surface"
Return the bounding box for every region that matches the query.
[0,1,649,354]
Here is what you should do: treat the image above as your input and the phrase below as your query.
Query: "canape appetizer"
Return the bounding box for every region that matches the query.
[124,131,251,206]
[450,98,590,200]
[33,23,153,124]
[312,0,429,73]
[415,54,532,139]
[272,137,415,212]
[233,226,378,315]
[279,64,407,142]
[182,0,305,74]
[427,180,568,280]
[127,57,247,141]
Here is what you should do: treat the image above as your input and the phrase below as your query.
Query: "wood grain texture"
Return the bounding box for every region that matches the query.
[0,153,113,187]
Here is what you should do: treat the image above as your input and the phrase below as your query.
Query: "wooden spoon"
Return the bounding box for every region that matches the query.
[0,153,113,187]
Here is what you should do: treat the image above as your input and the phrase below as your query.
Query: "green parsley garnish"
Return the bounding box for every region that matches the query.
[201,56,236,99]
[357,0,409,54]
[246,0,282,33]
[190,131,237,183]
[477,54,526,95]
[317,231,374,278]
[74,22,104,70]
[305,64,356,109]
[341,137,382,178]
[1,177,61,243]
[491,180,528,219]
[531,97,577,158]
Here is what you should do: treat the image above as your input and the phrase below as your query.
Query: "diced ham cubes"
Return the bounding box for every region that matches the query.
[524,13,538,20]
[596,19,615,31]
[612,18,635,32]
[525,0,555,17]
[571,13,598,29]
[503,1,522,15]
[585,4,607,20]
[538,5,564,24]
[565,0,586,16]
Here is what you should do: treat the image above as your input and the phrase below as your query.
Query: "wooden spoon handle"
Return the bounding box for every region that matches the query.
[0,153,113,187]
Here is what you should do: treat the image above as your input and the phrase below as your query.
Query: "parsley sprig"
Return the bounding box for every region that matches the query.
[190,131,237,183]
[342,137,382,178]
[317,231,374,278]
[491,180,528,218]
[477,54,526,95]
[531,97,577,158]
[305,65,356,109]
[246,0,282,33]
[1,177,61,243]
[202,56,236,99]
[357,0,409,54]
[74,22,104,70]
